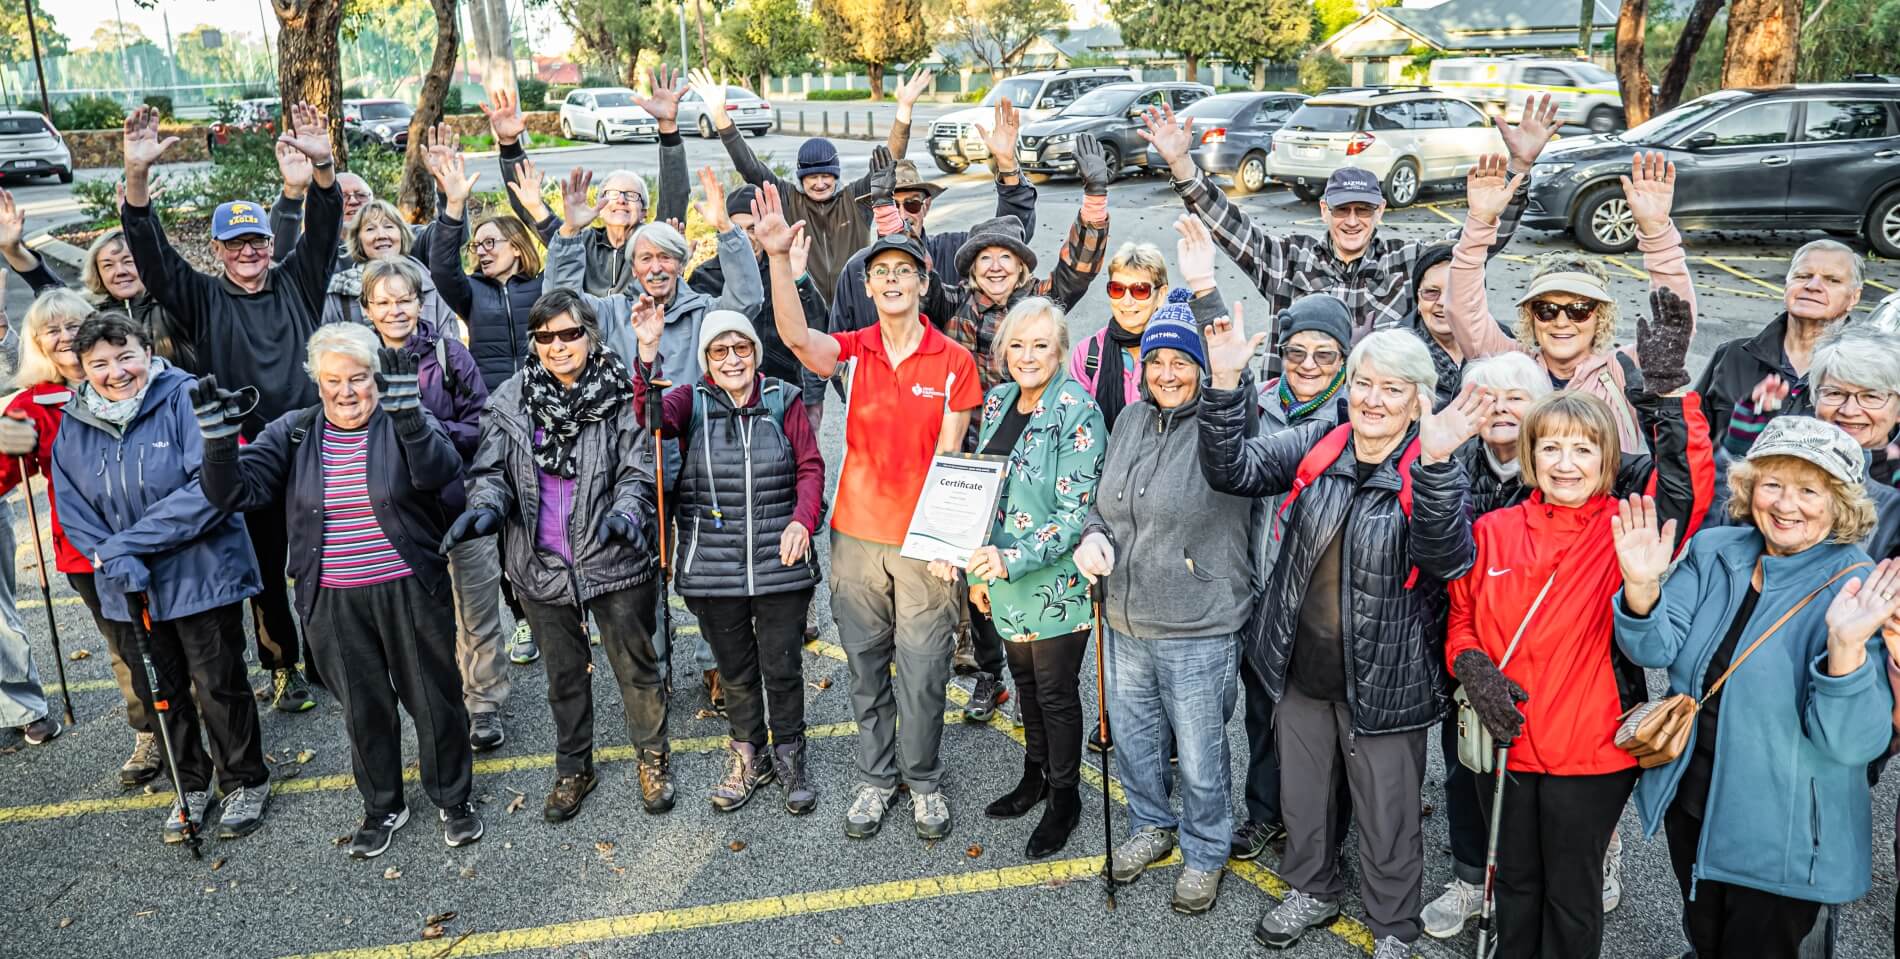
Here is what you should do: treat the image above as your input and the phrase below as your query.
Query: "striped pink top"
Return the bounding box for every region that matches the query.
[318,426,413,588]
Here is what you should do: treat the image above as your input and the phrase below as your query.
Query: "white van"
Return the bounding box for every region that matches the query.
[1428,57,1626,132]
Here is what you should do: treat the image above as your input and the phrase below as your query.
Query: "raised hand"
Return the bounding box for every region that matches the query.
[1418,382,1498,463]
[1495,93,1560,170]
[866,145,896,203]
[1465,153,1528,225]
[631,293,665,361]
[695,166,730,233]
[635,66,688,128]
[1137,103,1193,172]
[559,166,604,235]
[375,347,421,413]
[1638,287,1694,394]
[1072,134,1112,197]
[688,68,728,119]
[428,147,480,206]
[479,88,527,145]
[0,188,24,250]
[1204,301,1267,392]
[277,102,334,167]
[1825,558,1900,674]
[506,155,553,221]
[1748,373,1791,417]
[974,98,1020,170]
[1074,532,1116,584]
[424,122,459,171]
[1610,494,1678,588]
[788,230,812,279]
[895,68,935,119]
[1174,213,1216,292]
[123,105,180,171]
[274,140,314,194]
[749,184,806,258]
[1620,151,1677,235]
[190,374,246,440]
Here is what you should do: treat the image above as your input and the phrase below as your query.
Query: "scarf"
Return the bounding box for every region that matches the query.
[1278,365,1346,422]
[81,358,168,428]
[521,348,634,479]
[1096,323,1142,430]
[1483,443,1522,483]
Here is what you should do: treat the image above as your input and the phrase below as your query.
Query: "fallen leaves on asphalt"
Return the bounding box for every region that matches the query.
[728,840,746,852]
[296,749,316,764]
[505,788,526,815]
[966,844,983,858]
[383,867,401,880]
[56,917,72,928]
[68,649,90,661]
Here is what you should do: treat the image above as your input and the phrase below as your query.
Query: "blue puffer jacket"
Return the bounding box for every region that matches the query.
[1613,526,1893,904]
[428,211,546,392]
[49,365,262,624]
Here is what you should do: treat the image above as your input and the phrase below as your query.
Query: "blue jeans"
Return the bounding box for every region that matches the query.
[0,497,48,728]
[1105,626,1240,872]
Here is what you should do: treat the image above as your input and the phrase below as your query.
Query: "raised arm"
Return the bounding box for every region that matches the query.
[1447,155,1528,360]
[1038,136,1110,310]
[478,91,560,239]
[1143,103,1291,299]
[426,206,475,319]
[695,166,764,317]
[975,98,1037,240]
[119,107,214,331]
[1623,151,1698,342]
[0,188,59,285]
[268,141,316,262]
[1199,305,1324,497]
[272,103,343,313]
[199,380,293,514]
[754,185,839,377]
[1409,383,1499,581]
[1479,93,1561,255]
[843,69,933,199]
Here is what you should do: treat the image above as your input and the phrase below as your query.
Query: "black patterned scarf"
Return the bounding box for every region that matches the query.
[521,347,634,479]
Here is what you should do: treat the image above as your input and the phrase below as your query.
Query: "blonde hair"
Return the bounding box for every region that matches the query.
[11,289,94,389]
[471,214,543,278]
[989,297,1072,381]
[1107,241,1169,287]
[1517,391,1621,498]
[1727,454,1879,545]
[1515,254,1619,355]
[80,230,132,298]
[345,200,414,263]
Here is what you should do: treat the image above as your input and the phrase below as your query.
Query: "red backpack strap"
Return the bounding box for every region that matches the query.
[1274,425,1353,536]
[1397,437,1421,588]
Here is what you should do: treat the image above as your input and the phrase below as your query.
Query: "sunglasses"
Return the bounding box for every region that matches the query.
[1282,346,1341,368]
[897,196,929,215]
[530,327,588,345]
[707,341,755,362]
[1529,300,1599,324]
[1106,281,1156,301]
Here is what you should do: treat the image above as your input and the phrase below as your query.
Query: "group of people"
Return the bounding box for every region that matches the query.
[0,73,1892,959]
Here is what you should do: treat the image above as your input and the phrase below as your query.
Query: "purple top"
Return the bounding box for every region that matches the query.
[532,427,577,563]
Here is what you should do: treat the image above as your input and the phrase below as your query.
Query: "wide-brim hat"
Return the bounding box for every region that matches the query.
[855,159,948,203]
[954,215,1036,279]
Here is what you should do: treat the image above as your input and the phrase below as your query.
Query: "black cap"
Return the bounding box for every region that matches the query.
[864,233,928,271]
[727,184,758,218]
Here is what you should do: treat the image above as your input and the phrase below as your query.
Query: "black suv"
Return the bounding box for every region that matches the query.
[1015,82,1215,181]
[1523,83,1900,257]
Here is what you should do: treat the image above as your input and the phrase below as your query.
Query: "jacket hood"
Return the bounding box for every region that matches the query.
[62,363,193,435]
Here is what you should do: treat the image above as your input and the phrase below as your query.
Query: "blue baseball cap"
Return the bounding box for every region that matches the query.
[1322,167,1385,208]
[211,200,272,241]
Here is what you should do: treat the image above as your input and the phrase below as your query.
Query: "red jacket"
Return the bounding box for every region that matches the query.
[0,382,90,574]
[1445,392,1714,775]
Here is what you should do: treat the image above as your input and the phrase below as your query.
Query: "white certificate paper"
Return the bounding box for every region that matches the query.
[899,453,1009,566]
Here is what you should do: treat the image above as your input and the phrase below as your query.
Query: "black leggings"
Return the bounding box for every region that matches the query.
[998,626,1088,788]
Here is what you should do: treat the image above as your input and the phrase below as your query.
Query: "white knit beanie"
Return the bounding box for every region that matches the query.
[698,310,761,363]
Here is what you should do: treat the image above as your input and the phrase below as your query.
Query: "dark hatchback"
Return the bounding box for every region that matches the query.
[1523,83,1900,256]
[1016,82,1213,181]
[1142,92,1308,193]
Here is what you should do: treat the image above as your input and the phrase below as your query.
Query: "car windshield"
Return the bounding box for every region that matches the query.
[1061,87,1138,117]
[1181,94,1258,119]
[982,78,1042,107]
[726,87,755,100]
[593,92,636,107]
[1573,63,1616,84]
[1284,104,1362,132]
[357,102,412,121]
[1621,91,1748,142]
[0,117,48,136]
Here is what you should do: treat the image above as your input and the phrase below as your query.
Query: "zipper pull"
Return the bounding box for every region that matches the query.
[711,508,724,530]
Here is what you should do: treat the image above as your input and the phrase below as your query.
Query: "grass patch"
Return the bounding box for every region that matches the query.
[459,132,588,152]
[805,89,883,102]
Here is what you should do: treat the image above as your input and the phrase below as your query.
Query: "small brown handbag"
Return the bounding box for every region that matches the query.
[1614,561,1869,769]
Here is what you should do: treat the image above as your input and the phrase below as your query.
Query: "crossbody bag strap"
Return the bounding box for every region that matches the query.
[1496,570,1559,671]
[1701,560,1872,705]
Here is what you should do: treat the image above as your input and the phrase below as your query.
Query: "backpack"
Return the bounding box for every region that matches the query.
[286,404,325,448]
[1275,423,1424,589]
[679,379,797,448]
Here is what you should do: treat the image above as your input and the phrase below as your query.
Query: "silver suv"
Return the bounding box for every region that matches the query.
[1267,87,1504,207]
[928,68,1136,174]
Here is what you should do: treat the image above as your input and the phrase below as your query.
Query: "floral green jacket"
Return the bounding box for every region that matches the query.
[977,372,1107,642]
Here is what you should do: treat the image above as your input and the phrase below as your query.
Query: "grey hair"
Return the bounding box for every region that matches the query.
[1461,351,1553,400]
[305,321,383,380]
[359,256,424,305]
[344,199,414,263]
[1346,328,1439,400]
[1787,239,1864,289]
[989,296,1072,380]
[630,221,689,262]
[1810,324,1900,395]
[600,168,650,206]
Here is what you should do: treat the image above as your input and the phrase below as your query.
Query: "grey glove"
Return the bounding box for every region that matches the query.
[0,415,36,456]
[866,145,896,203]
[1072,134,1111,196]
[375,347,421,414]
[189,374,245,441]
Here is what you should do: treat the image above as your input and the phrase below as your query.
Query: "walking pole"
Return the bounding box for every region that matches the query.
[131,593,200,859]
[647,378,674,664]
[18,468,74,725]
[1091,577,1115,910]
[1474,745,1510,959]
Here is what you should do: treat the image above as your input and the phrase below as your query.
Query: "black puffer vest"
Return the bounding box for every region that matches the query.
[675,378,820,598]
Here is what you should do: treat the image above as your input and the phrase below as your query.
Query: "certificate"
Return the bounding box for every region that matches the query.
[899,453,1008,566]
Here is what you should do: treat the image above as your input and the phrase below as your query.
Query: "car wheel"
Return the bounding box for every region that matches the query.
[749,126,767,138]
[1383,159,1420,208]
[1574,182,1639,253]
[56,167,72,184]
[597,123,609,144]
[1586,107,1622,135]
[1291,182,1322,203]
[933,155,969,175]
[1101,142,1122,183]
[1234,152,1268,194]
[561,117,574,139]
[1867,190,1900,259]
[699,115,715,138]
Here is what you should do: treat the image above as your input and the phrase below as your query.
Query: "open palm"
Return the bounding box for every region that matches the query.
[123,105,179,169]
[1418,384,1496,462]
[1611,494,1677,585]
[1826,559,1900,646]
[636,67,686,124]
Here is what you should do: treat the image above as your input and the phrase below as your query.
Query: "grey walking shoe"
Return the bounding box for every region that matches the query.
[1172,866,1224,915]
[121,731,163,787]
[468,712,505,752]
[271,667,315,713]
[1253,889,1342,949]
[843,783,896,839]
[772,739,817,815]
[1422,877,1484,939]
[217,781,272,839]
[963,672,1004,722]
[912,789,952,840]
[1108,826,1177,883]
[709,741,774,812]
[1371,936,1412,959]
[162,790,213,844]
[508,621,540,664]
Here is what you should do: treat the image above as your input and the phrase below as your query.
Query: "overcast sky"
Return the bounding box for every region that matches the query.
[47,0,576,58]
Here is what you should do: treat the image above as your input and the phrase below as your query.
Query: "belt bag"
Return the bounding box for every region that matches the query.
[1454,571,1556,775]
[1613,561,1869,769]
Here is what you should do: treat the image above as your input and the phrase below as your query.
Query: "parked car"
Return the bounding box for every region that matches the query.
[343,98,413,151]
[928,68,1136,174]
[1430,56,1627,133]
[1523,83,1900,257]
[0,111,70,184]
[678,85,773,138]
[1268,87,1504,207]
[210,98,280,149]
[559,88,659,143]
[1144,91,1309,193]
[1017,82,1214,182]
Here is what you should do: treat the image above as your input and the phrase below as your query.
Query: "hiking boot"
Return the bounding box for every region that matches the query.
[508,621,540,664]
[804,622,820,642]
[963,671,1005,722]
[709,741,774,812]
[1026,785,1081,859]
[1088,725,1112,754]
[120,731,162,786]
[440,802,484,847]
[952,624,977,675]
[217,781,271,839]
[843,783,896,839]
[637,750,676,814]
[544,770,598,822]
[912,788,952,840]
[271,667,315,713]
[1172,866,1224,915]
[1603,829,1623,913]
[1371,936,1412,959]
[162,790,213,844]
[984,758,1046,818]
[348,808,409,859]
[1422,877,1485,939]
[772,739,817,815]
[1109,826,1177,882]
[21,715,60,745]
[468,712,506,752]
[1253,889,1341,949]
[702,670,725,713]
[1230,819,1285,861]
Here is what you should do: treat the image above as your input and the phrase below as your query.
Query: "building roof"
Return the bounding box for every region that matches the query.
[1325,0,1616,54]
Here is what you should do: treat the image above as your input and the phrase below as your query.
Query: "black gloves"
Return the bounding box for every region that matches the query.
[866,145,896,204]
[1454,648,1529,744]
[376,347,422,414]
[595,512,649,554]
[191,374,246,441]
[1072,134,1112,196]
[1638,287,1694,395]
[440,507,501,555]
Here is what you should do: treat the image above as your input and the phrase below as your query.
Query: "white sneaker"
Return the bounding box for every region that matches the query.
[1602,829,1623,914]
[1422,877,1485,939]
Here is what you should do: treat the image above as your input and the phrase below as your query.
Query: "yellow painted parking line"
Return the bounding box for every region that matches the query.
[1699,256,1784,294]
[1602,256,1648,281]
[1419,203,1461,226]
[17,595,85,609]
[1867,278,1895,293]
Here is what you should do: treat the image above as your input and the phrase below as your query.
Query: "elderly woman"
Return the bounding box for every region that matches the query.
[49,313,270,845]
[426,145,546,395]
[1427,376,1714,958]
[630,306,824,815]
[319,199,461,334]
[1069,242,1164,433]
[198,323,478,859]
[1072,285,1250,916]
[1198,323,1474,959]
[445,289,664,823]
[1613,415,1896,959]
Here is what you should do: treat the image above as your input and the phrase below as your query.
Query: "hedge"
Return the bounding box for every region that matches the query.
[805,89,877,102]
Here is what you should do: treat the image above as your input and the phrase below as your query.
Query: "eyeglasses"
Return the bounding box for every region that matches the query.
[868,265,919,281]
[1282,346,1341,368]
[1529,300,1599,324]
[1417,287,1443,303]
[600,189,643,204]
[1816,385,1895,410]
[530,327,588,345]
[1106,281,1156,301]
[468,237,504,254]
[341,190,374,204]
[221,236,273,253]
[365,296,419,310]
[707,341,755,362]
[897,196,929,215]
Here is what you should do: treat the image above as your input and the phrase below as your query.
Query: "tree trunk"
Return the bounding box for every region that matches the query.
[693,0,711,72]
[1658,0,1724,110]
[1184,54,1198,83]
[400,0,459,223]
[1579,0,1598,55]
[868,64,885,99]
[1722,0,1802,86]
[272,0,348,169]
[466,0,516,99]
[1614,0,1654,125]
[1253,59,1267,91]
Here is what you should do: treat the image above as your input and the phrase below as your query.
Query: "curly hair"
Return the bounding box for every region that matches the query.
[1726,454,1879,545]
[1514,253,1620,356]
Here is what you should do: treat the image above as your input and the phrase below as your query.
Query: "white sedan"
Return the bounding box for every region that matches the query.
[558,88,660,143]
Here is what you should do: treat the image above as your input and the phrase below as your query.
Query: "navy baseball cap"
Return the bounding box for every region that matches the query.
[864,234,928,271]
[1322,168,1385,208]
[211,200,272,241]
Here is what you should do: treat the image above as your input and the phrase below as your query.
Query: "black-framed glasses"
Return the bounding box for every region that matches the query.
[530,327,587,345]
[221,236,273,253]
[600,189,643,204]
[468,237,503,254]
[1529,300,1599,324]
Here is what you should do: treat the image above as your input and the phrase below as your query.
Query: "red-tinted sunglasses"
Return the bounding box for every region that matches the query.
[1106,280,1156,301]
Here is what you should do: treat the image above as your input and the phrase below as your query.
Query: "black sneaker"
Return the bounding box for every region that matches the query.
[21,716,60,745]
[440,803,484,847]
[964,672,1005,722]
[348,808,409,859]
[468,713,505,752]
[1230,819,1285,861]
[271,667,315,713]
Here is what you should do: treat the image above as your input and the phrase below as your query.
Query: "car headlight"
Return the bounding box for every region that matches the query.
[1530,162,1573,179]
[1045,133,1075,145]
[374,123,391,135]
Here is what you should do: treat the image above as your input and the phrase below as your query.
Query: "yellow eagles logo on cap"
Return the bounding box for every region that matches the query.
[229,203,253,214]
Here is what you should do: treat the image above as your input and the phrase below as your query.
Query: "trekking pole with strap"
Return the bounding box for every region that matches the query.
[131,592,201,859]
[1090,577,1115,910]
[1474,743,1510,959]
[18,468,74,725]
[647,378,674,661]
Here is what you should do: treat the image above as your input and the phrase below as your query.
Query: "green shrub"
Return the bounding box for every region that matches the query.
[579,74,619,89]
[444,86,464,115]
[516,77,550,108]
[341,84,367,100]
[142,95,175,120]
[956,86,988,103]
[239,87,274,100]
[549,85,576,104]
[806,89,874,101]
[1298,52,1351,94]
[56,96,126,131]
